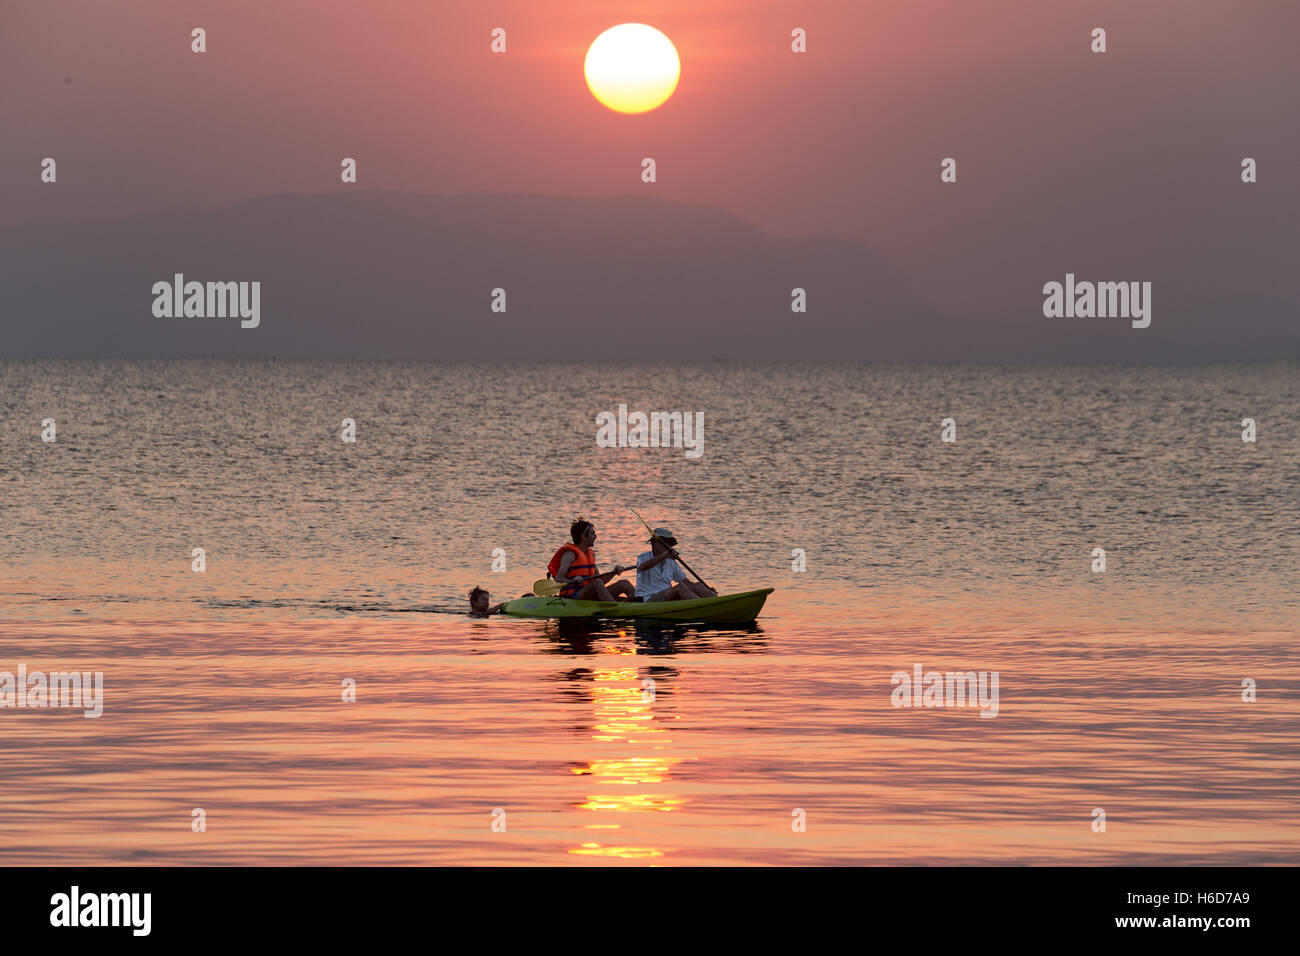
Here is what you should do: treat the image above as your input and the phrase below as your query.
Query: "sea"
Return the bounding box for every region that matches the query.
[0,359,1296,864]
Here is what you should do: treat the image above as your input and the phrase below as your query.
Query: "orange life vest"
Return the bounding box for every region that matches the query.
[548,544,596,594]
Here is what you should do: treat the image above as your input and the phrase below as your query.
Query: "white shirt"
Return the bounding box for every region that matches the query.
[636,550,685,600]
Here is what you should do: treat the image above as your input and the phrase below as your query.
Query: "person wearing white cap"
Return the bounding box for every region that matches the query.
[634,528,716,602]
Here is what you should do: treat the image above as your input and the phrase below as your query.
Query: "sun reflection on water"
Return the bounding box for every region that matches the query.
[569,843,664,859]
[566,648,686,858]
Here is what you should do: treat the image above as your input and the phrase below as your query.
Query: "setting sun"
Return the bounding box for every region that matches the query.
[584,23,681,114]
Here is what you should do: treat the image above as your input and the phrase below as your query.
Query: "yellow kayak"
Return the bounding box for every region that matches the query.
[502,588,772,624]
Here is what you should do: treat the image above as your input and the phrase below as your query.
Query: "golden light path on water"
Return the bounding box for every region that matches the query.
[568,643,684,860]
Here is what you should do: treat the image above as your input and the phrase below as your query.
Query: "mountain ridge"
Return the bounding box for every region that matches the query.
[1,191,1294,362]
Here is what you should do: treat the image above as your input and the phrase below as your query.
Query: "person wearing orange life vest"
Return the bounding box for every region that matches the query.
[547,518,636,601]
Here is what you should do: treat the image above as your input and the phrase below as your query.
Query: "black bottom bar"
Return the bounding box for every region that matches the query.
[3,865,1285,942]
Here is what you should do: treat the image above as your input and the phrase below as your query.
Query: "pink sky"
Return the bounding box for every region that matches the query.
[2,0,1297,314]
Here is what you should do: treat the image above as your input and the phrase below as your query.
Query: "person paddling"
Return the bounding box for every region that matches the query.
[548,518,635,601]
[635,528,717,602]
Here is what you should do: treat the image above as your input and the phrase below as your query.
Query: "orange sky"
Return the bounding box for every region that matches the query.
[2,0,1297,315]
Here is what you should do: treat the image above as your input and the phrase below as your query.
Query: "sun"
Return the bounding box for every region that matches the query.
[584,23,680,114]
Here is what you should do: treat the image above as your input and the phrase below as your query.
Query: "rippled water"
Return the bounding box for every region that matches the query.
[0,360,1296,864]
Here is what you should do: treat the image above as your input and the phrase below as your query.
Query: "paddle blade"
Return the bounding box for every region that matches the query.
[629,507,653,535]
[533,578,563,596]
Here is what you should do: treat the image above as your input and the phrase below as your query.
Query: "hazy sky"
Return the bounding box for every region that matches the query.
[3,0,1297,316]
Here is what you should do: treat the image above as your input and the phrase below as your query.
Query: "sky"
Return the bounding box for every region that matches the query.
[2,0,1297,328]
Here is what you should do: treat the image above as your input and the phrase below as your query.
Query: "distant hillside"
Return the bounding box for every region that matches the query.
[0,191,1294,361]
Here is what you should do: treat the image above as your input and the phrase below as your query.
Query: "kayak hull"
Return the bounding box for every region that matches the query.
[503,588,773,624]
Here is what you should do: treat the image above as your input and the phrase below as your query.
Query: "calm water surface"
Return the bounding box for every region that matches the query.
[0,360,1296,864]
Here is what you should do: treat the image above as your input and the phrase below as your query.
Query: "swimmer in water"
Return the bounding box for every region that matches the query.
[468,586,529,616]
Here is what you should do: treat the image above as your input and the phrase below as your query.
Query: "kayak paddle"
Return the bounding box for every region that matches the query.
[628,508,713,592]
[532,566,629,597]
